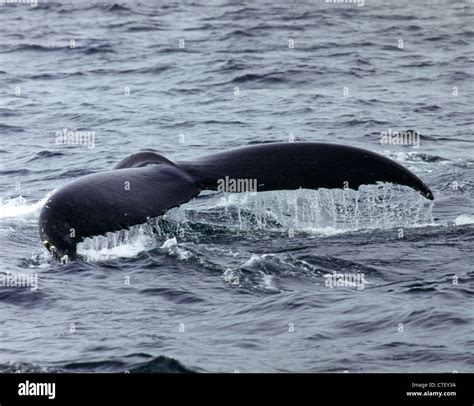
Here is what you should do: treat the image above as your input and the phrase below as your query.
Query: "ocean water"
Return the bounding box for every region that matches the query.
[0,0,473,372]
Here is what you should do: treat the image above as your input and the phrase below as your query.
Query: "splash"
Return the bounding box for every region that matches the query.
[76,221,191,262]
[0,193,53,219]
[159,237,192,260]
[166,184,434,234]
[77,223,157,261]
[53,185,434,262]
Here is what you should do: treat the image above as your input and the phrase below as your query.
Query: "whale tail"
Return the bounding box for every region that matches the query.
[39,143,433,260]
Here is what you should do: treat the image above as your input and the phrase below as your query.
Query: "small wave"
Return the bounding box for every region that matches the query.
[0,123,25,132]
[212,58,248,73]
[0,108,19,117]
[25,72,83,80]
[60,355,195,373]
[405,309,470,329]
[0,354,194,373]
[28,150,64,161]
[219,251,376,293]
[400,61,436,68]
[386,24,422,32]
[81,44,115,55]
[413,104,442,112]
[150,45,199,54]
[0,285,46,306]
[418,133,439,142]
[223,254,280,293]
[127,355,195,373]
[125,24,164,32]
[229,72,286,85]
[54,168,94,179]
[140,287,205,304]
[0,168,31,176]
[4,43,115,55]
[220,7,260,19]
[3,44,64,53]
[102,3,134,14]
[220,29,257,39]
[0,362,50,373]
[73,66,170,76]
[342,118,389,127]
[424,35,450,42]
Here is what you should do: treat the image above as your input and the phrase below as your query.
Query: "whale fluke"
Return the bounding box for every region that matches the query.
[39,143,433,260]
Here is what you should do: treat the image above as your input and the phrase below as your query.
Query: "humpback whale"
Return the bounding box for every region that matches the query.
[39,142,433,260]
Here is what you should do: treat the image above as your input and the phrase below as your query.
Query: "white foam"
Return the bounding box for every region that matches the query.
[259,273,277,291]
[242,254,263,267]
[78,234,154,261]
[298,225,352,236]
[77,226,195,262]
[77,224,157,262]
[160,237,177,249]
[223,268,241,286]
[173,246,192,260]
[163,241,193,261]
[454,214,474,226]
[0,192,53,219]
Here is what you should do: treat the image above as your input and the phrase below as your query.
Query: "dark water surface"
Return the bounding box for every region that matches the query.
[0,0,473,372]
